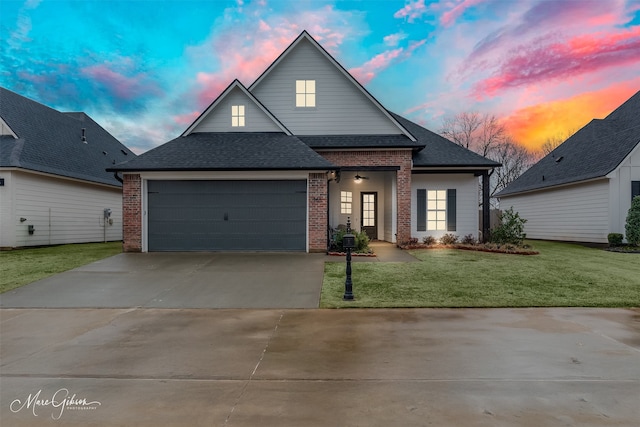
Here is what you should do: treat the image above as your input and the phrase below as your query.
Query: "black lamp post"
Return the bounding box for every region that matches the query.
[342,217,355,300]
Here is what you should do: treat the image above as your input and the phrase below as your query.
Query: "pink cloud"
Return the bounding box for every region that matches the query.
[383,32,407,47]
[393,0,427,23]
[186,4,357,110]
[440,0,484,27]
[81,64,161,101]
[472,26,640,99]
[173,110,201,126]
[350,48,403,85]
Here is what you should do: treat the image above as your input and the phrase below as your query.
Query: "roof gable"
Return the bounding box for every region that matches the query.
[0,87,135,187]
[182,80,290,136]
[499,90,640,197]
[248,31,416,140]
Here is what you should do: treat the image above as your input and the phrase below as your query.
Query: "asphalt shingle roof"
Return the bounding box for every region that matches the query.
[109,132,336,171]
[390,113,501,168]
[498,90,640,197]
[0,87,134,187]
[298,134,423,149]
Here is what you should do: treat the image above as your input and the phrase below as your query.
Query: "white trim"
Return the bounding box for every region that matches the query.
[0,117,18,138]
[182,80,291,136]
[606,140,640,178]
[412,166,495,172]
[138,170,316,180]
[0,167,121,190]
[248,31,417,142]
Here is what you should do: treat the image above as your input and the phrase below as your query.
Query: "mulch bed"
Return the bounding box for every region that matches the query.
[398,243,539,255]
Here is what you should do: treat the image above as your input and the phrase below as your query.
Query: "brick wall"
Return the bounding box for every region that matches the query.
[308,173,328,252]
[319,150,413,243]
[122,173,142,252]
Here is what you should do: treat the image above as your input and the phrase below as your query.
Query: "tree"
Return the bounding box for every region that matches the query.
[537,129,576,159]
[626,196,640,246]
[440,112,536,207]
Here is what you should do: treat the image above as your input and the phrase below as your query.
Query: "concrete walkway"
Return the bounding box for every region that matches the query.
[1,307,638,426]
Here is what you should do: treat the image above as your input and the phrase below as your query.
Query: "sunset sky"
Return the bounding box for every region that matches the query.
[1,0,639,154]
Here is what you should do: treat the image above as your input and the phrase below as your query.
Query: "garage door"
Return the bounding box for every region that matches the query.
[147,180,307,251]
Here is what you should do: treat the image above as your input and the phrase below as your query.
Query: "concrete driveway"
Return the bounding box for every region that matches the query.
[0,252,327,309]
[1,307,639,426]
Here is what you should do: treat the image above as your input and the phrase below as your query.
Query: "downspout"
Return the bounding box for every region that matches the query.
[113,172,124,184]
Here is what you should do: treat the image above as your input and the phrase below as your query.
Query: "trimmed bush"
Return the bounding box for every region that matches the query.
[461,234,477,245]
[608,233,624,246]
[440,233,459,245]
[491,207,527,245]
[334,229,370,252]
[625,196,640,246]
[422,235,437,245]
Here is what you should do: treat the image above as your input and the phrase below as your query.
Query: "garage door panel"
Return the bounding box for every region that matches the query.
[147,180,307,251]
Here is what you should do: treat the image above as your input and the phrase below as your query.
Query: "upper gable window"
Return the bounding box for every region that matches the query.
[295,80,315,107]
[232,105,245,127]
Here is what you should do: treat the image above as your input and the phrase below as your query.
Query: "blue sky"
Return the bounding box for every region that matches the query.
[1,0,639,153]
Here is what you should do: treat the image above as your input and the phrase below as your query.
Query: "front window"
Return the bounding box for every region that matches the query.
[296,80,316,107]
[427,190,446,231]
[232,105,245,127]
[340,191,352,214]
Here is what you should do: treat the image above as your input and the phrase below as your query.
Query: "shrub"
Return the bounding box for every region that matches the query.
[607,233,624,247]
[334,229,370,252]
[407,237,419,245]
[491,207,527,245]
[422,235,437,245]
[440,233,459,245]
[461,234,477,245]
[625,196,640,246]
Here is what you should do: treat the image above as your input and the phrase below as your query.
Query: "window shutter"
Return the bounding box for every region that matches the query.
[417,189,426,231]
[633,181,640,200]
[447,189,457,231]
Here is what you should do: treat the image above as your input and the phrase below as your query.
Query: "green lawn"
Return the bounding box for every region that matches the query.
[321,241,640,308]
[0,242,122,293]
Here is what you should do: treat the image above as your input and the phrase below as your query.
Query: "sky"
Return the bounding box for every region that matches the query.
[1,0,639,154]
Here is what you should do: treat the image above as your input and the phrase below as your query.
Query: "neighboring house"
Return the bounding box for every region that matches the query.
[0,87,135,249]
[110,31,499,253]
[498,90,640,244]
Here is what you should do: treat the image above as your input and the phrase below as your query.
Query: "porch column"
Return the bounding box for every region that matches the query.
[123,173,142,252]
[482,170,491,243]
[308,173,328,253]
[396,159,412,244]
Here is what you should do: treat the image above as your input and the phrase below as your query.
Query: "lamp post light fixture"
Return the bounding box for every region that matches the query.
[342,217,355,301]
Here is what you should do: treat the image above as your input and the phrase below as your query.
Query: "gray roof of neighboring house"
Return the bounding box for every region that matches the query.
[391,113,501,168]
[109,132,337,171]
[0,87,134,187]
[498,90,640,197]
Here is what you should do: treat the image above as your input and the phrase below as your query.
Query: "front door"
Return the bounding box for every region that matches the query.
[361,192,378,240]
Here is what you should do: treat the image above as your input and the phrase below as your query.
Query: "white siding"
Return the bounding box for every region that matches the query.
[411,174,480,240]
[608,143,640,238]
[501,179,610,243]
[5,171,122,248]
[250,38,401,135]
[192,87,282,133]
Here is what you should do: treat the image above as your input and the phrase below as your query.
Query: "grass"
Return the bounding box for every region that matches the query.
[0,242,122,293]
[320,240,640,308]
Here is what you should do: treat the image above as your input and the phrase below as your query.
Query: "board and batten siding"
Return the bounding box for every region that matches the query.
[250,38,401,135]
[411,174,480,240]
[191,87,282,133]
[0,170,15,248]
[607,142,640,237]
[500,179,610,243]
[2,170,122,248]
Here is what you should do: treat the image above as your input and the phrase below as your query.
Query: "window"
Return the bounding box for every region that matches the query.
[340,191,352,214]
[231,105,245,127]
[427,190,447,231]
[633,181,640,200]
[295,80,315,107]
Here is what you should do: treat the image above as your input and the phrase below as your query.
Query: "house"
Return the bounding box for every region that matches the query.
[497,90,640,243]
[110,31,499,252]
[0,87,135,249]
